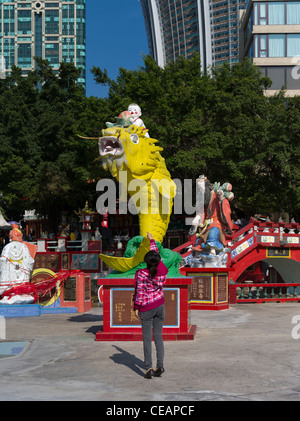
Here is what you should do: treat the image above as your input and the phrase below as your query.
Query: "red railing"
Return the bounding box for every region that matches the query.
[229,219,300,248]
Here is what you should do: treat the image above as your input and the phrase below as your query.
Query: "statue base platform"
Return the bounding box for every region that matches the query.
[95,324,197,341]
[0,304,78,318]
[0,271,93,317]
[179,267,232,310]
[59,272,92,314]
[96,275,197,341]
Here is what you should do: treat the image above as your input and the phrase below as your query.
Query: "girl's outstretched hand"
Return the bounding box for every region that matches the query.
[147,232,153,240]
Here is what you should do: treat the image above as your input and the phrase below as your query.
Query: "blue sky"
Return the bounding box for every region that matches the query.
[85,0,149,98]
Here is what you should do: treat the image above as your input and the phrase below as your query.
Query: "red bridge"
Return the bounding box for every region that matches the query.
[174,218,300,306]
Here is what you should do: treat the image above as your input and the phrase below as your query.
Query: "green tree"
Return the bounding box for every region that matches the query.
[92,55,300,220]
[1,54,300,231]
[0,59,108,230]
[92,56,286,218]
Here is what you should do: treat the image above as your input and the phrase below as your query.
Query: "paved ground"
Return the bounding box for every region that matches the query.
[1,302,300,401]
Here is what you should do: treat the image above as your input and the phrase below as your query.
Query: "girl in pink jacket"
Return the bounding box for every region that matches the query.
[133,232,168,379]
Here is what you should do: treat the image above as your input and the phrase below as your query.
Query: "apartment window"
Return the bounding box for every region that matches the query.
[287,2,300,24]
[254,34,300,58]
[269,34,285,57]
[254,1,300,25]
[268,2,285,24]
[3,38,15,68]
[18,10,31,35]
[255,2,267,25]
[287,34,300,56]
[45,9,59,34]
[18,43,32,68]
[255,34,267,57]
[45,43,59,67]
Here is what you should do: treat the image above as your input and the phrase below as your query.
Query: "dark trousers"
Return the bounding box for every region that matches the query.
[140,304,165,370]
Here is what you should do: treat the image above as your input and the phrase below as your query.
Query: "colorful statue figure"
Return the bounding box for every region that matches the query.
[128,103,149,137]
[105,104,149,138]
[0,225,37,304]
[190,176,234,255]
[98,120,177,272]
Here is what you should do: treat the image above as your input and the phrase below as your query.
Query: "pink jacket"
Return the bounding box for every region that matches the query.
[133,239,168,312]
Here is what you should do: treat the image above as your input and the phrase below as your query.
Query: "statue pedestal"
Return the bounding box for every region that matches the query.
[180,267,231,310]
[95,276,197,341]
[0,272,93,317]
[60,272,92,313]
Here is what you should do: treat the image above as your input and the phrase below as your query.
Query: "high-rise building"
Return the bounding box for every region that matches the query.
[139,0,213,70]
[139,0,247,70]
[239,0,300,96]
[0,0,86,89]
[210,0,246,67]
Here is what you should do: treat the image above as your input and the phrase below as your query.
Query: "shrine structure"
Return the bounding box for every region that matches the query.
[175,218,300,309]
[95,274,196,341]
[0,215,94,317]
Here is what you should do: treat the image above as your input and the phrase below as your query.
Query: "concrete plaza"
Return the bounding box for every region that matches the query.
[0,302,300,401]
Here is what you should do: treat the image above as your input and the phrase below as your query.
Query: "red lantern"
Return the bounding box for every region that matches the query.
[102,210,108,228]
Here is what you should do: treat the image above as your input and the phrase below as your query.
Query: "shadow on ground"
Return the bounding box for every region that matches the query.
[110,345,145,377]
[67,313,103,335]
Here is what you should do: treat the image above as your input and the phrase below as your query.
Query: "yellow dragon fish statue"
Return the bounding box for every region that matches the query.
[96,117,177,273]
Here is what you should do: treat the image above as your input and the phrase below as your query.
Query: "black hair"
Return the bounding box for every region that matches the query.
[144,250,161,278]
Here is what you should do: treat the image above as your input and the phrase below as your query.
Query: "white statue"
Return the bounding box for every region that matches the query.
[128,103,149,137]
[0,225,36,305]
[95,227,102,240]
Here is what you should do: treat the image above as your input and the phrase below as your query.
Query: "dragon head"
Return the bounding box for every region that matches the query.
[99,125,164,181]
